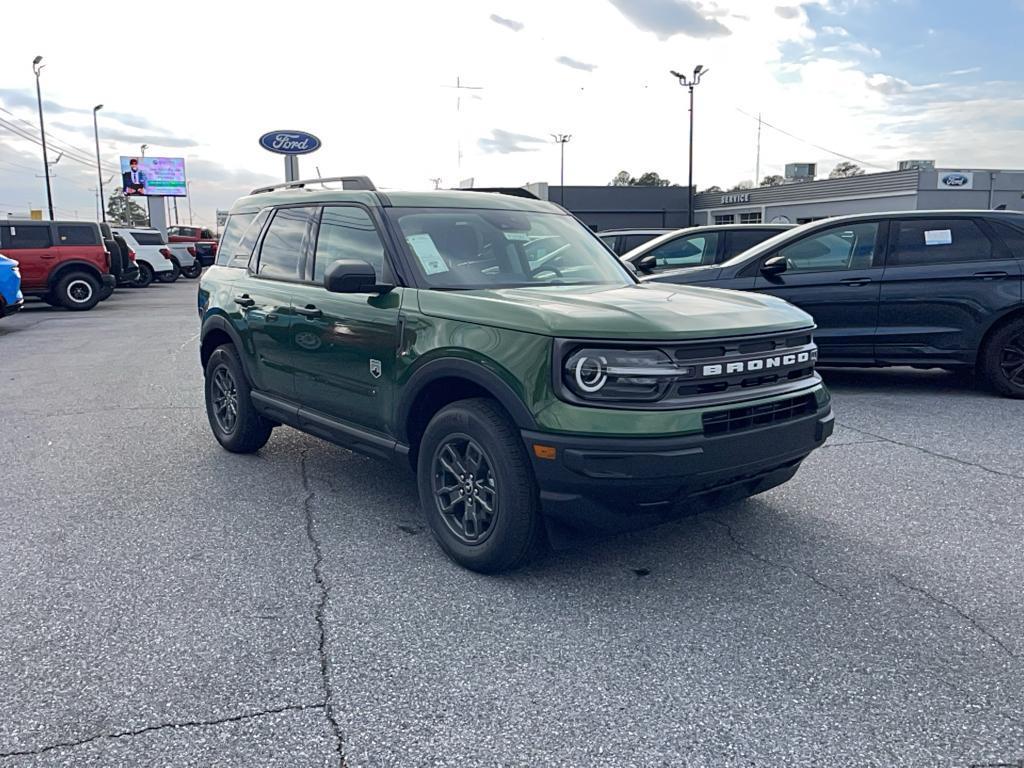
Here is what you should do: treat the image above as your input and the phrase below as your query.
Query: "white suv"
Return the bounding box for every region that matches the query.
[110,228,178,287]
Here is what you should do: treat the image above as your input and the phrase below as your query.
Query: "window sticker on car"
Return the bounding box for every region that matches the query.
[924,229,953,246]
[406,233,449,275]
[504,231,529,241]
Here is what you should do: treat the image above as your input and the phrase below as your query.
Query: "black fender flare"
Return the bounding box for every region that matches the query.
[200,314,256,383]
[394,357,538,443]
[47,260,105,289]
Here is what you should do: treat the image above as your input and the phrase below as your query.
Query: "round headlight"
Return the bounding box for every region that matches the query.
[573,355,608,393]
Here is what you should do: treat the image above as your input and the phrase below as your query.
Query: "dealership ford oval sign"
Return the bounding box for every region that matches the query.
[938,171,973,189]
[259,130,321,155]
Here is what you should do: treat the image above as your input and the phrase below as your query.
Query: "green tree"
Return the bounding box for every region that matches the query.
[106,192,149,226]
[726,180,753,192]
[609,170,633,186]
[608,170,672,187]
[760,174,785,187]
[829,161,865,178]
[701,185,723,194]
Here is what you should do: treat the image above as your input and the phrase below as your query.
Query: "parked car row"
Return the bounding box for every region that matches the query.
[0,219,215,315]
[601,211,1024,398]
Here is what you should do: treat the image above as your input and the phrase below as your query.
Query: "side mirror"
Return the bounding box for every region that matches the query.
[324,259,391,294]
[636,254,656,273]
[760,255,787,277]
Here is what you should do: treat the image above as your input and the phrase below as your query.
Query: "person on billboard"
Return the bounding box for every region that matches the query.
[122,159,146,196]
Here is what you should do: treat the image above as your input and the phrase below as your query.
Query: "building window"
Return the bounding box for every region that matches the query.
[739,212,762,224]
[714,214,735,225]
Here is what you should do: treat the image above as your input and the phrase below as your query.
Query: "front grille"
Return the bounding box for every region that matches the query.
[702,394,817,436]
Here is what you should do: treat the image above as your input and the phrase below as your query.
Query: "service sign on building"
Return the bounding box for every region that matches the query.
[120,156,187,197]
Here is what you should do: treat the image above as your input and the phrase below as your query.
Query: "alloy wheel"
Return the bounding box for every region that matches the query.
[999,330,1024,387]
[66,279,93,304]
[431,435,498,545]
[211,365,239,434]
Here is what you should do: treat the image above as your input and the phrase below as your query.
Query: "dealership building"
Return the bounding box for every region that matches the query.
[534,165,1024,232]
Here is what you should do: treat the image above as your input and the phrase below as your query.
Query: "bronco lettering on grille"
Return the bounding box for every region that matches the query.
[701,350,815,378]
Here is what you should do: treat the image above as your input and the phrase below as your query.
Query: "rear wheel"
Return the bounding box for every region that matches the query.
[54,271,101,311]
[981,317,1024,398]
[156,258,180,283]
[204,345,273,453]
[131,262,154,288]
[416,399,543,573]
[181,262,202,279]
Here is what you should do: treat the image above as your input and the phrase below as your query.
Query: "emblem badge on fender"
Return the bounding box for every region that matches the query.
[369,359,382,379]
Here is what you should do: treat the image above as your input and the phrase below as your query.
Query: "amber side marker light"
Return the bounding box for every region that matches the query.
[533,444,557,460]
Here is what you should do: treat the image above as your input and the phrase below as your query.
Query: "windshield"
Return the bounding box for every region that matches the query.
[387,207,632,289]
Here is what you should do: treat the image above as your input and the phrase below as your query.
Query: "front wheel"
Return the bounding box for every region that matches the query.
[981,317,1024,398]
[131,262,154,288]
[416,399,543,573]
[181,262,202,279]
[156,258,180,283]
[204,345,274,453]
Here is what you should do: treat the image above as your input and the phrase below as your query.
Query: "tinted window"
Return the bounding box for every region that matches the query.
[2,224,52,249]
[622,234,657,253]
[777,222,878,272]
[57,225,98,245]
[201,229,213,239]
[258,207,316,280]
[893,219,992,266]
[599,235,618,253]
[314,206,389,283]
[132,231,165,246]
[646,232,720,271]
[984,220,1024,256]
[216,211,268,267]
[724,229,778,260]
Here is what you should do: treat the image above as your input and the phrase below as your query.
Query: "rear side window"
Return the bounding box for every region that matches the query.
[1,224,52,249]
[57,225,98,245]
[622,234,657,253]
[216,211,266,267]
[132,231,165,246]
[986,220,1024,255]
[599,235,618,253]
[892,219,993,266]
[723,229,777,261]
[313,206,389,283]
[647,232,719,271]
[257,207,317,280]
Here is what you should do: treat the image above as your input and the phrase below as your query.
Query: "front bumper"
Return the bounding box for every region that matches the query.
[0,295,24,317]
[522,402,833,533]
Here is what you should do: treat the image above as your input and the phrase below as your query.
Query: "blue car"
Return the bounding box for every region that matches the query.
[0,254,24,318]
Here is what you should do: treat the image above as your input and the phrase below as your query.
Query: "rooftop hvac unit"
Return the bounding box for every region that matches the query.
[898,159,936,171]
[784,162,816,182]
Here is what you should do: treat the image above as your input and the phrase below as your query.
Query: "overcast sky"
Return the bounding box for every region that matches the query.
[0,0,1021,225]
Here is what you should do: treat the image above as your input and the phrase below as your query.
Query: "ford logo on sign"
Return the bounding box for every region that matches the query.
[258,130,322,155]
[941,172,969,187]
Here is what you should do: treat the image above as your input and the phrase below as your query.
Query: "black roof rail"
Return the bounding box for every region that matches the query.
[250,175,376,194]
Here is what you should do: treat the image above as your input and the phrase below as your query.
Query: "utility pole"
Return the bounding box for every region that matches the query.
[93,104,106,221]
[755,112,762,187]
[186,181,193,225]
[551,134,571,205]
[670,65,709,227]
[32,56,54,220]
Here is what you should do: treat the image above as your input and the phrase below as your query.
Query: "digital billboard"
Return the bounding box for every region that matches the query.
[120,156,187,197]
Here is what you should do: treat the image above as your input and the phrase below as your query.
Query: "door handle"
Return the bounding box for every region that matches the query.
[840,277,872,286]
[973,271,1009,280]
[295,305,322,318]
[234,295,255,307]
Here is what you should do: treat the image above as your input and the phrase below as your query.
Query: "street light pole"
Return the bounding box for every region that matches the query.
[93,104,106,222]
[32,56,55,221]
[670,65,709,227]
[551,134,571,205]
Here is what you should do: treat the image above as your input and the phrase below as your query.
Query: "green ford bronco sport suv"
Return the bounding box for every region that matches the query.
[198,176,833,572]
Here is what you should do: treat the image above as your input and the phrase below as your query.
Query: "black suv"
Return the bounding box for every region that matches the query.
[645,211,1024,397]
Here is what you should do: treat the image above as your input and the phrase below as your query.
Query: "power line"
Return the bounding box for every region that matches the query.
[737,105,888,169]
[0,111,121,175]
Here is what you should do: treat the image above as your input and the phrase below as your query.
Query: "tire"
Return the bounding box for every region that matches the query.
[156,258,180,283]
[181,263,202,279]
[54,271,101,311]
[980,316,1024,398]
[416,398,543,573]
[131,262,154,288]
[204,345,274,453]
[98,281,115,301]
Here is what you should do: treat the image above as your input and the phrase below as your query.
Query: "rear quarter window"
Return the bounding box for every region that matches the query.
[131,231,166,246]
[215,210,269,267]
[57,225,99,246]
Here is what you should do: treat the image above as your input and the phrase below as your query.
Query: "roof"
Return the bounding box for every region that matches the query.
[230,187,563,215]
[694,169,920,209]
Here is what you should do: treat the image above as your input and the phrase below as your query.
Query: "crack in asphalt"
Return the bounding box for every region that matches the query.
[889,573,1017,659]
[709,518,847,598]
[300,450,347,768]
[837,422,1024,482]
[0,702,323,759]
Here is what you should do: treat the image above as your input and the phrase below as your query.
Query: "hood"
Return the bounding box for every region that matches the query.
[641,264,722,284]
[416,283,811,340]
[0,254,18,267]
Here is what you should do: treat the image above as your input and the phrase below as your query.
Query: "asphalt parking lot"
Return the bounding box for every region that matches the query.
[1,279,1023,768]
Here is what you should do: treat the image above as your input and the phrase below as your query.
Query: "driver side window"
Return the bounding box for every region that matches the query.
[774,222,879,273]
[647,233,719,272]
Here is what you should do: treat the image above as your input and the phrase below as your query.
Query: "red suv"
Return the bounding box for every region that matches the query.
[0,220,115,311]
